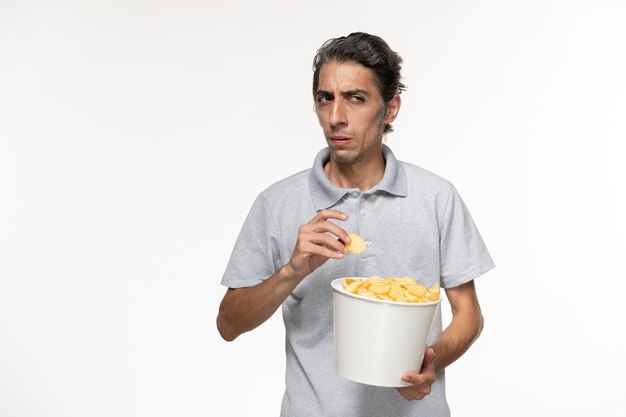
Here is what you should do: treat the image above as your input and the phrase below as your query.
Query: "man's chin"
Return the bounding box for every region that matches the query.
[330,149,359,164]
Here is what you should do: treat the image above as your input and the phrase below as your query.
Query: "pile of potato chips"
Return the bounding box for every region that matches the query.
[342,276,440,303]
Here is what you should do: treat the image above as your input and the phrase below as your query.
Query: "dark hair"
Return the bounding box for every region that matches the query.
[312,32,406,133]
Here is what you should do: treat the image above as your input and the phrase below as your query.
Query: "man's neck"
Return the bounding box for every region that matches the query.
[324,149,386,192]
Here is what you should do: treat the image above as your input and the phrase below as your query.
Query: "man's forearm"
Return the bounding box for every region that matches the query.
[431,281,484,373]
[216,265,301,341]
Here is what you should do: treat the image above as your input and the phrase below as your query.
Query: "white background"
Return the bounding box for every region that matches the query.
[1,1,625,416]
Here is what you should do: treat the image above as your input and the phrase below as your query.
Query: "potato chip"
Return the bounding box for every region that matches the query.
[342,276,440,303]
[345,233,366,254]
[345,280,364,294]
[429,281,440,301]
[369,283,391,294]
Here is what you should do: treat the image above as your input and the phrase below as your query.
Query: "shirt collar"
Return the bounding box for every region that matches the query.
[308,144,407,211]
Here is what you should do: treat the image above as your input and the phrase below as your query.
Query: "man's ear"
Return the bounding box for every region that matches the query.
[384,95,401,125]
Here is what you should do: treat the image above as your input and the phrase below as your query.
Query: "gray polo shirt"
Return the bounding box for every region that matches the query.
[221,145,495,417]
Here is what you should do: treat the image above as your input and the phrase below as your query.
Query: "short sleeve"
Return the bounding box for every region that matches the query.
[220,194,282,289]
[439,185,495,288]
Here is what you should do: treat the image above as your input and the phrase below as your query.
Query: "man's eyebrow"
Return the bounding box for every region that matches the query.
[340,89,370,97]
[316,89,333,97]
[315,89,371,97]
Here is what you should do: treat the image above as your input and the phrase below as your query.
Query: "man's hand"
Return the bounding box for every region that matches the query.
[217,209,349,341]
[285,210,350,281]
[396,347,436,401]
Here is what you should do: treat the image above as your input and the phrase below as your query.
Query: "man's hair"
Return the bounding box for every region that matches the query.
[312,32,406,133]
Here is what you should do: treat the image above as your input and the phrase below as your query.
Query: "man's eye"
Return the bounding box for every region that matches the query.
[317,95,332,103]
[350,96,364,102]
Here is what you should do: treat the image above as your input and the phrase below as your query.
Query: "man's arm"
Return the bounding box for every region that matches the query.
[431,279,484,372]
[396,279,483,400]
[217,210,350,342]
[217,264,300,341]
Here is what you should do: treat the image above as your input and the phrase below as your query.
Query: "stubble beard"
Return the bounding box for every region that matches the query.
[324,103,388,164]
[327,125,385,165]
[329,141,374,164]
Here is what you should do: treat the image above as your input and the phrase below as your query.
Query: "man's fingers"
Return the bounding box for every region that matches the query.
[310,221,350,244]
[307,233,349,255]
[396,386,427,401]
[396,347,437,401]
[401,372,419,384]
[396,389,412,401]
[300,218,350,246]
[300,240,345,259]
[310,209,348,223]
[400,347,436,384]
[421,347,435,373]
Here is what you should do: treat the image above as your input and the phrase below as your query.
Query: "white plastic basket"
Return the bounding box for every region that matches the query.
[331,278,440,387]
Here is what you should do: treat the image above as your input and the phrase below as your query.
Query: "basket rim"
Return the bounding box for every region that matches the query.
[330,277,441,307]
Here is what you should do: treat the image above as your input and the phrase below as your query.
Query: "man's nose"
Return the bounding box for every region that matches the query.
[329,100,347,128]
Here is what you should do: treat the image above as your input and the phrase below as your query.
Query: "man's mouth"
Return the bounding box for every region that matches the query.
[330,135,352,145]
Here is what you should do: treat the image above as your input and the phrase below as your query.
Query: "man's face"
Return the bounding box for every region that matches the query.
[315,61,398,164]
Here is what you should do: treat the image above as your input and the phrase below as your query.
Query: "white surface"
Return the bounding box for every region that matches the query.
[332,278,439,387]
[1,1,625,416]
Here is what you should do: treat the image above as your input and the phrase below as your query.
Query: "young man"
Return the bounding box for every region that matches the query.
[217,32,495,417]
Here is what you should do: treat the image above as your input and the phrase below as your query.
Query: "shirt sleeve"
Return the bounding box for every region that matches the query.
[220,194,283,289]
[439,185,495,288]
